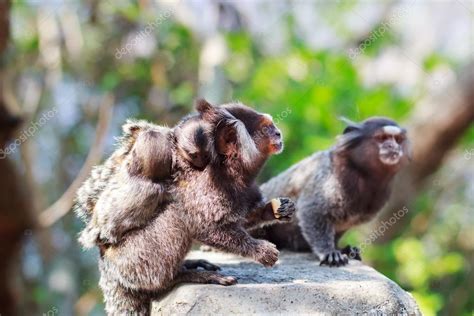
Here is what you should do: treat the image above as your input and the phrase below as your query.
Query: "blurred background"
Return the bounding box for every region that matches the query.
[0,0,472,315]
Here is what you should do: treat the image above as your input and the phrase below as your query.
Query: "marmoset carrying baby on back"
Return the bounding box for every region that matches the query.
[74,100,296,315]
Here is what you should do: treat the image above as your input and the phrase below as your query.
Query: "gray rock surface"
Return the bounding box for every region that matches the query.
[151,251,420,315]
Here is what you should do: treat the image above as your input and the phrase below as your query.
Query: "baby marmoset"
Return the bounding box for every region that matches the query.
[75,115,213,248]
[259,117,411,267]
[97,100,295,315]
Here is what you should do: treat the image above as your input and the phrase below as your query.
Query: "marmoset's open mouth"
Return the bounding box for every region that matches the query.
[379,151,402,165]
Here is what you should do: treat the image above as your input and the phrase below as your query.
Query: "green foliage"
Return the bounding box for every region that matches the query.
[9,2,473,315]
[223,32,411,178]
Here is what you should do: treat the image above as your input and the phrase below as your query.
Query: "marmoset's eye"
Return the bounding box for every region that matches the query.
[394,135,404,144]
[375,134,389,142]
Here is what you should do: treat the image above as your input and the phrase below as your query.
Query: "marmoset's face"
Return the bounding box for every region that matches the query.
[223,104,283,156]
[257,115,283,155]
[340,118,411,173]
[372,125,408,166]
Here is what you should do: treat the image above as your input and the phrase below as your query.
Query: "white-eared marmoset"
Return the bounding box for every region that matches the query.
[259,117,411,267]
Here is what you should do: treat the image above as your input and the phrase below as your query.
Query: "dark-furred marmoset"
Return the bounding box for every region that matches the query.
[259,117,411,267]
[75,100,295,315]
[75,104,293,250]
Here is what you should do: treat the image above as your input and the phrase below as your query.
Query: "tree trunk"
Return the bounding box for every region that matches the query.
[0,1,34,314]
[375,64,474,242]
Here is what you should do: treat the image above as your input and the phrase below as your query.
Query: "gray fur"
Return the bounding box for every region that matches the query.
[260,117,410,267]
[75,116,214,249]
[73,119,165,225]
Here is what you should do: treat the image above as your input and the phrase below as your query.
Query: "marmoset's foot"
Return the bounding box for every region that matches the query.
[320,250,349,267]
[340,245,362,261]
[183,259,221,271]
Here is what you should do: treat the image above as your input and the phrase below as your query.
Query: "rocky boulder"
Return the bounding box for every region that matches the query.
[151,251,420,315]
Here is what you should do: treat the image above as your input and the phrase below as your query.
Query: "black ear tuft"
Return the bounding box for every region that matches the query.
[195,99,213,113]
[343,125,359,134]
[339,117,361,134]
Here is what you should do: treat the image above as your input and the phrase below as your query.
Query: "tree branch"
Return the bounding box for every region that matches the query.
[375,63,474,242]
[38,93,114,227]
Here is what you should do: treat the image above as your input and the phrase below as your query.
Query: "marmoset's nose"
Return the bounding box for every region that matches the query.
[386,140,398,151]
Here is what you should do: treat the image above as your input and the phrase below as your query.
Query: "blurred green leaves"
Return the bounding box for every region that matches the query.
[222,32,413,177]
[9,2,473,315]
